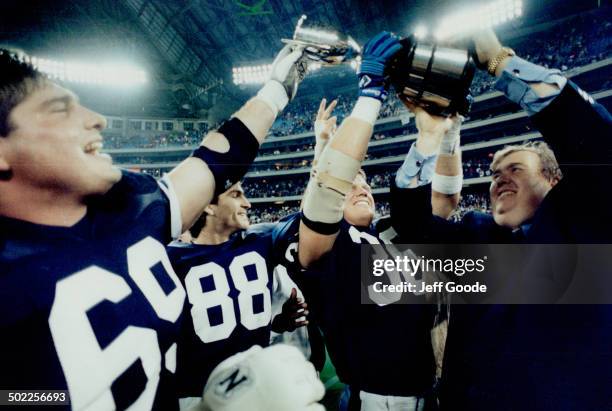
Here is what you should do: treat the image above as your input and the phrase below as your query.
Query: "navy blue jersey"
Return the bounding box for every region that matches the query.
[0,171,186,410]
[290,219,436,397]
[167,216,297,398]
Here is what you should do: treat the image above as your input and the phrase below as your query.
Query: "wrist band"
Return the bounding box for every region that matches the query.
[432,172,463,195]
[350,97,381,126]
[256,80,288,115]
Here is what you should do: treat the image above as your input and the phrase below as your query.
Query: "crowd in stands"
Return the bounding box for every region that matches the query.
[242,176,310,198]
[247,193,488,224]
[450,193,491,222]
[463,156,494,179]
[248,202,391,224]
[241,171,394,203]
[269,95,406,138]
[104,130,203,149]
[248,205,300,224]
[138,153,497,199]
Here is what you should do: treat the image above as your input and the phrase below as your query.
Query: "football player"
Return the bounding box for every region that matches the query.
[168,97,345,407]
[166,181,312,406]
[285,32,464,411]
[0,45,322,410]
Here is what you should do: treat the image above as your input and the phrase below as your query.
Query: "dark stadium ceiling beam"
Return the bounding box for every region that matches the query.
[121,0,236,105]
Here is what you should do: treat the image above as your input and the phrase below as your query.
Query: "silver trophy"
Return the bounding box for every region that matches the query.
[387,38,476,115]
[282,15,361,66]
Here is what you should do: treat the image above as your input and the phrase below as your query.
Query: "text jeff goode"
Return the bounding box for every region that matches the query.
[372,281,488,293]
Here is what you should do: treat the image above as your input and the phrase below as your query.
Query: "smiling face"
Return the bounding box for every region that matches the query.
[210,182,251,232]
[489,150,556,229]
[343,172,375,227]
[0,81,120,198]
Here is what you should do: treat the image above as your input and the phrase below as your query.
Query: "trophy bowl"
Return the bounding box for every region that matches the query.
[281,15,361,66]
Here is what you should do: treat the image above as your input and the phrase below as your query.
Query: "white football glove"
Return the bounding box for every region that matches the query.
[201,344,325,411]
[256,45,307,115]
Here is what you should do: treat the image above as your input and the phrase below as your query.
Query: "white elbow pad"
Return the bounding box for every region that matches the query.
[302,147,361,234]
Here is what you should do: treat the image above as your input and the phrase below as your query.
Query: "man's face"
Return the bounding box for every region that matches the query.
[343,173,375,227]
[211,182,251,231]
[0,82,120,197]
[489,150,555,229]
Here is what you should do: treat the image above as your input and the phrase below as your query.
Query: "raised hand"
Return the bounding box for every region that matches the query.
[271,288,309,333]
[358,31,402,102]
[313,98,338,162]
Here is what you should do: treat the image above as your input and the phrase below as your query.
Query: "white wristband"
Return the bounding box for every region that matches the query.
[256,80,288,115]
[439,116,462,155]
[432,172,463,195]
[349,97,381,126]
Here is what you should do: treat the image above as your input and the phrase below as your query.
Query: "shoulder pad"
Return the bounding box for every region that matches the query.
[245,223,276,237]
[272,212,301,243]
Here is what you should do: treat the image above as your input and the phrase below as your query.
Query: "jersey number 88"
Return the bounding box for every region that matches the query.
[185,251,271,343]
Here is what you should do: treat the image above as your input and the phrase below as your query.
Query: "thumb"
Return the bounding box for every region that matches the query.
[285,46,305,65]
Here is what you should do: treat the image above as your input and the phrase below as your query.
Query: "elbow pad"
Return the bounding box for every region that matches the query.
[191,118,259,196]
[301,147,361,234]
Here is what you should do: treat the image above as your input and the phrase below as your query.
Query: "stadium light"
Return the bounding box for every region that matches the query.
[232,64,273,85]
[434,0,523,40]
[414,24,428,39]
[25,55,147,86]
[232,60,323,85]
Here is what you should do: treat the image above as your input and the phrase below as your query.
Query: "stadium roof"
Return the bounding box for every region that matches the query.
[0,0,600,119]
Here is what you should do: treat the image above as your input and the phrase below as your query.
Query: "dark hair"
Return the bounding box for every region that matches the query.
[0,49,46,137]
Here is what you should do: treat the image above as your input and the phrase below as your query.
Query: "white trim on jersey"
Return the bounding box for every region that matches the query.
[158,175,183,239]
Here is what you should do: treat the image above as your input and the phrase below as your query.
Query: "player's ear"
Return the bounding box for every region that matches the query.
[204,204,215,216]
[0,143,12,180]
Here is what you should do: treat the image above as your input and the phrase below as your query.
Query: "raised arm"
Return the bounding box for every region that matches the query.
[472,29,612,172]
[394,102,463,219]
[166,45,306,233]
[431,114,463,219]
[298,32,402,268]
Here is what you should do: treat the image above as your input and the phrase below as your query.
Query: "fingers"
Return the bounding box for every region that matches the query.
[290,308,309,319]
[316,98,338,121]
[316,99,326,120]
[294,320,309,328]
[289,287,298,300]
[323,99,337,118]
[287,45,305,63]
